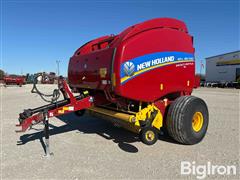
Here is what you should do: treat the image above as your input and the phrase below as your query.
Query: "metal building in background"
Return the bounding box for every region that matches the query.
[205,50,240,82]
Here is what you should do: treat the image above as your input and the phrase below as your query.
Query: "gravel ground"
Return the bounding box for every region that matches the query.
[0,85,239,179]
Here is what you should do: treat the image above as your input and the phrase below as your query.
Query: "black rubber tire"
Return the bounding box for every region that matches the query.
[139,127,158,145]
[74,109,86,116]
[166,95,208,145]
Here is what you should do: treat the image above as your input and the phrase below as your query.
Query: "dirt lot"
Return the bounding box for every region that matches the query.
[0,85,239,179]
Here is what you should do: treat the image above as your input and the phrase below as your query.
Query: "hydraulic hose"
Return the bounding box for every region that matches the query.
[31,74,60,103]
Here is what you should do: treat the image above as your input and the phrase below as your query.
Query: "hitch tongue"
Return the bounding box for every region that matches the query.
[16,112,44,133]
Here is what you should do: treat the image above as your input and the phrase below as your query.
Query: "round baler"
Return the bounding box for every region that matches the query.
[67,18,209,145]
[17,18,208,150]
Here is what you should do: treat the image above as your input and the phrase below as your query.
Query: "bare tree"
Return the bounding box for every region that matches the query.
[0,69,4,80]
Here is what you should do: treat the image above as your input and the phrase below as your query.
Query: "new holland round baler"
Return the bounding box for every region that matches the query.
[17,18,208,154]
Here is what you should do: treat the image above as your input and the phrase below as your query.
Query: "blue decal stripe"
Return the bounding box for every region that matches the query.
[120,51,194,84]
[121,60,193,84]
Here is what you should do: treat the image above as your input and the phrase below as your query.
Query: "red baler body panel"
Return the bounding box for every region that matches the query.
[68,18,195,102]
[68,47,114,89]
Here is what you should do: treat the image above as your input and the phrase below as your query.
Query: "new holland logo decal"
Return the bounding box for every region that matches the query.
[120,51,194,84]
[123,61,135,76]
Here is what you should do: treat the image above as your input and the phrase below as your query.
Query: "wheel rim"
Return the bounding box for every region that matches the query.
[192,111,204,132]
[145,130,155,141]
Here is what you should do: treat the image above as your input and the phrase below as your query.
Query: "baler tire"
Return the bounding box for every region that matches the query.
[74,109,86,117]
[166,95,208,145]
[139,127,158,145]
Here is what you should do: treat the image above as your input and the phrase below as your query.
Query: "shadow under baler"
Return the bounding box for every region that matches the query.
[17,113,140,153]
[17,111,182,154]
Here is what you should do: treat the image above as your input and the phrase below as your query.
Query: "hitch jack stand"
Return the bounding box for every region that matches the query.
[43,110,53,157]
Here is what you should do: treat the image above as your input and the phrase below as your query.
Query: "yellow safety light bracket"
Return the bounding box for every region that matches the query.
[130,104,163,130]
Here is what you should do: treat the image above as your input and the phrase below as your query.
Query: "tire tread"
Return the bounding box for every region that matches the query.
[167,95,205,144]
